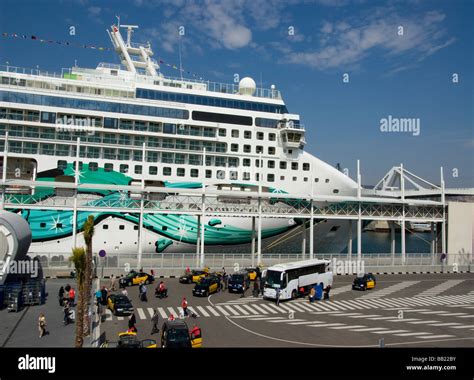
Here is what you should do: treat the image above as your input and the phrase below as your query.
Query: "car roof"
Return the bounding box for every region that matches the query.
[163,319,188,328]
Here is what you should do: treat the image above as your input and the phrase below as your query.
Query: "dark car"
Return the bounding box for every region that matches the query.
[228,272,250,293]
[160,319,192,348]
[192,276,221,297]
[179,270,208,284]
[119,271,154,288]
[352,273,376,291]
[107,293,134,316]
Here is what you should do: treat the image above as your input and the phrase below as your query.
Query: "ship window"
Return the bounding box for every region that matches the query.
[218,128,226,137]
[268,160,275,169]
[57,160,67,170]
[216,170,225,179]
[333,189,339,194]
[162,226,167,231]
[268,147,275,155]
[191,169,199,178]
[192,111,252,126]
[205,169,212,179]
[74,161,83,170]
[288,149,293,154]
[103,225,108,230]
[119,225,125,230]
[293,176,297,181]
[257,132,264,140]
[303,163,310,171]
[134,225,139,230]
[163,167,171,176]
[255,173,260,181]
[325,178,330,183]
[280,176,285,180]
[40,222,46,228]
[304,177,308,182]
[256,146,263,154]
[242,172,250,180]
[177,168,185,177]
[104,163,113,172]
[314,178,319,182]
[231,129,239,138]
[135,165,142,174]
[269,133,276,141]
[89,162,98,171]
[243,158,251,167]
[163,123,176,134]
[104,117,118,129]
[291,162,298,170]
[120,164,129,173]
[40,111,56,124]
[149,166,158,175]
[280,161,287,170]
[230,171,238,180]
[231,143,238,152]
[267,174,275,182]
[243,145,251,153]
[244,131,252,139]
[255,159,260,168]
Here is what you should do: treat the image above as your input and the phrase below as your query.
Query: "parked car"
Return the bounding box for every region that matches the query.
[352,273,376,291]
[119,271,154,287]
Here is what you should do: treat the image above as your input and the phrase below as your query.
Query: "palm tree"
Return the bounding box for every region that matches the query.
[70,247,86,348]
[82,215,95,336]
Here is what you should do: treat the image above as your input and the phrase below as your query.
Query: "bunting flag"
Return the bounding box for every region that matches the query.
[1,31,205,80]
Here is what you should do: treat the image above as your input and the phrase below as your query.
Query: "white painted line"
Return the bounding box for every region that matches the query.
[417,335,455,339]
[330,325,366,330]
[166,307,178,317]
[329,312,363,317]
[288,321,323,325]
[248,316,284,321]
[116,316,124,321]
[258,303,279,314]
[395,332,433,337]
[450,325,474,329]
[345,300,372,309]
[294,303,314,312]
[224,305,241,316]
[267,318,306,323]
[232,305,250,315]
[214,305,230,316]
[187,306,199,316]
[349,314,380,319]
[334,301,355,310]
[428,322,462,327]
[206,306,220,317]
[280,303,303,313]
[157,307,168,319]
[307,323,346,328]
[438,313,467,316]
[458,315,474,318]
[137,308,147,320]
[147,307,155,318]
[351,327,388,332]
[105,309,112,321]
[419,311,449,314]
[408,320,440,324]
[241,304,260,315]
[369,316,398,321]
[371,330,409,334]
[389,318,420,323]
[229,315,265,319]
[196,306,210,317]
[321,303,340,311]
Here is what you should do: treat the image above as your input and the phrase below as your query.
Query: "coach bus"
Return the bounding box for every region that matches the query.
[263,259,333,301]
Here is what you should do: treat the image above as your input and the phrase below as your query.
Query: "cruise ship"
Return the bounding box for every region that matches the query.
[0,23,359,255]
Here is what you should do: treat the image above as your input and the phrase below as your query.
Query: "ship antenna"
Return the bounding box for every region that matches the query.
[116,15,120,28]
[178,35,184,81]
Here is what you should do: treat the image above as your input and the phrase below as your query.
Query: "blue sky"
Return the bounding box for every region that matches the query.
[0,0,472,187]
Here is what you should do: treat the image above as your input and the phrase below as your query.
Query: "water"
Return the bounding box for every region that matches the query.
[351,231,432,254]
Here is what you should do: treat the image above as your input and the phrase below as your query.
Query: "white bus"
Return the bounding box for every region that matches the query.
[263,259,333,301]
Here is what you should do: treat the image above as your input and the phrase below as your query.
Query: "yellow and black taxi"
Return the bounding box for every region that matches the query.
[107,293,134,316]
[192,275,221,297]
[117,332,156,348]
[179,270,209,284]
[160,319,202,348]
[228,272,250,293]
[352,273,376,291]
[119,270,154,287]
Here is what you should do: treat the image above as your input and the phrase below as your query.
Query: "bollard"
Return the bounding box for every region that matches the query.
[379,338,384,348]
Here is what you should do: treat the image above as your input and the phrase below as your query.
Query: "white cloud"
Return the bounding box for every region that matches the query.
[87,6,101,17]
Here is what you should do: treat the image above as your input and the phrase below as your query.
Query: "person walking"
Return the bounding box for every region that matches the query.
[68,287,75,307]
[260,275,265,296]
[38,313,47,338]
[121,287,128,297]
[276,287,281,306]
[110,274,116,292]
[253,280,259,297]
[181,297,188,317]
[58,286,65,306]
[151,308,159,335]
[140,283,148,302]
[128,312,137,332]
[324,284,331,300]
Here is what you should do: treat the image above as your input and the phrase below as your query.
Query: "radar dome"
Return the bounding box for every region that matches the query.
[239,77,256,96]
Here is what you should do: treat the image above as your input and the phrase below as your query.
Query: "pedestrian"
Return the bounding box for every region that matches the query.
[315,282,323,301]
[121,288,128,297]
[253,280,259,297]
[260,275,265,296]
[324,284,331,300]
[100,286,108,305]
[38,313,47,338]
[309,286,316,303]
[224,273,228,290]
[58,286,65,306]
[276,287,281,306]
[185,266,190,274]
[63,302,72,325]
[150,269,155,277]
[128,312,137,332]
[151,308,159,334]
[240,281,246,298]
[181,297,188,317]
[65,284,71,293]
[168,313,175,321]
[110,274,116,291]
[140,283,148,302]
[69,287,75,306]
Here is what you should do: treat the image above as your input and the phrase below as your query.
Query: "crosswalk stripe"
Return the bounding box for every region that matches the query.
[232,305,250,315]
[147,308,155,318]
[389,318,420,323]
[416,280,464,298]
[369,316,398,321]
[137,308,147,320]
[224,305,241,316]
[308,323,346,328]
[259,304,279,314]
[458,315,474,318]
[268,318,306,323]
[330,312,362,317]
[206,306,220,317]
[248,316,284,321]
[418,335,454,339]
[450,325,474,329]
[349,314,380,319]
[241,304,260,315]
[395,332,432,337]
[278,304,295,313]
[196,306,210,317]
[105,309,112,321]
[187,306,199,316]
[359,281,419,299]
[330,325,366,330]
[428,322,462,327]
[345,300,372,309]
[166,307,178,317]
[289,321,321,325]
[408,320,439,324]
[289,303,310,312]
[157,307,168,319]
[249,304,269,315]
[371,329,409,334]
[297,303,319,312]
[351,327,388,332]
[321,303,340,311]
[335,300,356,310]
[313,303,336,311]
[215,305,230,316]
[360,299,381,309]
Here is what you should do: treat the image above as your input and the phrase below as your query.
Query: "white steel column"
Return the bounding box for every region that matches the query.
[137,142,146,270]
[72,137,80,248]
[301,221,306,260]
[440,167,446,256]
[1,131,8,210]
[257,153,263,266]
[357,160,362,261]
[196,215,201,267]
[390,221,396,265]
[309,183,314,260]
[400,164,406,265]
[347,219,353,259]
[430,222,435,265]
[251,216,256,267]
[199,148,206,268]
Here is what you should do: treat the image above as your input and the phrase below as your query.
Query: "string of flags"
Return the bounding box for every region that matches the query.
[1,31,204,80]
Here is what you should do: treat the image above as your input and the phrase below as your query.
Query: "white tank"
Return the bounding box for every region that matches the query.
[239,77,256,96]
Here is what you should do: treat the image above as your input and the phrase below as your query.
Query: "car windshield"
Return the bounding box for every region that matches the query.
[199,278,211,285]
[231,274,243,281]
[168,328,190,342]
[265,270,282,288]
[115,296,129,303]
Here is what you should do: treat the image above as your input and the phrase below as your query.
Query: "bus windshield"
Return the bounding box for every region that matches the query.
[265,270,283,288]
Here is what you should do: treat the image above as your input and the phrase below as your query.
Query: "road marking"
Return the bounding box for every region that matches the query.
[408,320,440,324]
[196,306,210,317]
[233,305,250,315]
[349,314,380,319]
[147,308,155,318]
[389,318,420,323]
[241,304,260,315]
[371,330,409,334]
[105,309,112,321]
[206,306,220,317]
[437,313,467,316]
[334,300,356,310]
[308,323,346,328]
[215,306,230,316]
[282,303,304,312]
[267,318,306,323]
[395,332,433,337]
[292,303,314,312]
[330,325,366,330]
[258,304,279,314]
[137,308,147,320]
[329,312,363,317]
[247,316,284,321]
[166,307,178,317]
[416,280,464,298]
[417,335,455,339]
[428,322,462,327]
[116,316,124,321]
[458,315,474,318]
[450,325,474,329]
[288,321,322,325]
[359,281,419,299]
[248,304,268,315]
[344,300,372,309]
[351,327,388,332]
[157,307,168,319]
[418,311,450,314]
[322,303,342,311]
[224,305,240,316]
[187,306,199,316]
[369,316,398,321]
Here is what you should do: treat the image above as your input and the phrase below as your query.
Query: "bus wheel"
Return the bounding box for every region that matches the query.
[291,290,297,299]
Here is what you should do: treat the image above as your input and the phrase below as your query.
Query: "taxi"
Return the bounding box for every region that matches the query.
[192,275,221,297]
[160,320,202,348]
[179,270,209,284]
[107,293,134,316]
[119,270,154,287]
[352,273,376,291]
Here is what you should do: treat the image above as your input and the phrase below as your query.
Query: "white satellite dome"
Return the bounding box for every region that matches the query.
[238,77,256,96]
